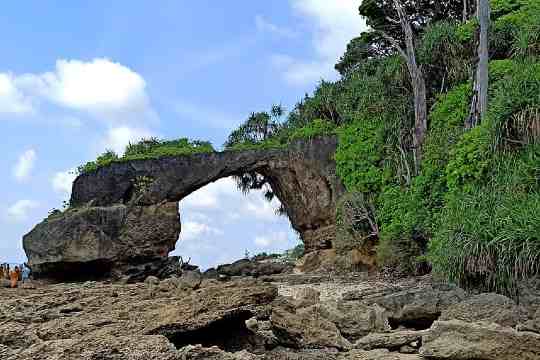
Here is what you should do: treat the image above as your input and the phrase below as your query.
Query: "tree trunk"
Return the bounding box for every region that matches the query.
[394,0,428,170]
[463,0,469,22]
[467,0,490,128]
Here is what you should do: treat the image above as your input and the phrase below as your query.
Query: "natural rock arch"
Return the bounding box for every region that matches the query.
[23,137,345,280]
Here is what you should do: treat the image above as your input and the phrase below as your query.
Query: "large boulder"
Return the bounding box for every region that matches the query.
[11,335,180,360]
[23,202,181,281]
[270,297,352,350]
[420,320,540,360]
[360,283,467,330]
[439,293,527,327]
[147,280,277,353]
[215,259,293,278]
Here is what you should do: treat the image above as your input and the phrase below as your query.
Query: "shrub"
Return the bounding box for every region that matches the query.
[335,119,387,193]
[78,138,214,174]
[429,147,540,295]
[446,125,492,190]
[289,119,337,141]
[487,61,540,148]
[78,149,119,175]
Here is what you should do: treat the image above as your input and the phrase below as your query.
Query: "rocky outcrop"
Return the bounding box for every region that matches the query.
[421,320,540,360]
[2,274,540,359]
[23,202,181,280]
[69,137,343,254]
[13,335,181,360]
[209,258,293,278]
[271,297,352,350]
[24,137,344,280]
[439,293,528,327]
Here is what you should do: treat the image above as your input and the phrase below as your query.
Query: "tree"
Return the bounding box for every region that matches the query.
[335,32,393,76]
[224,104,285,148]
[224,104,287,201]
[360,0,429,170]
[466,0,490,128]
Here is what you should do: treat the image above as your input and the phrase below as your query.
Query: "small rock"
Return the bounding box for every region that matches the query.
[59,304,83,314]
[218,274,231,282]
[144,276,160,286]
[245,317,259,332]
[354,330,427,351]
[179,270,202,290]
[399,345,416,354]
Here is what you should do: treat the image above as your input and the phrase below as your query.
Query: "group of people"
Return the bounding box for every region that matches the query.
[0,263,30,288]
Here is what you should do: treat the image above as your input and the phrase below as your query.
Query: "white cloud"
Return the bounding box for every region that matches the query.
[6,200,39,222]
[273,0,367,86]
[255,15,297,38]
[244,196,281,222]
[99,126,155,155]
[51,169,77,196]
[1,58,156,123]
[0,74,35,115]
[254,231,289,248]
[181,220,224,241]
[13,149,36,182]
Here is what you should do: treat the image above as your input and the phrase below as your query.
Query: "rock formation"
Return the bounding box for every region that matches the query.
[2,274,539,359]
[23,136,345,280]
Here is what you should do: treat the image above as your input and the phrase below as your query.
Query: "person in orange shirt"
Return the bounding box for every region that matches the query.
[10,266,19,288]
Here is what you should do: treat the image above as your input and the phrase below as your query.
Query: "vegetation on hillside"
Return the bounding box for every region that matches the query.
[74,0,539,295]
[225,0,540,295]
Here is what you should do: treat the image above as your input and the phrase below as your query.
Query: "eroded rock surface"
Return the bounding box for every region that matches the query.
[23,202,181,281]
[421,320,540,360]
[24,137,345,280]
[2,273,539,359]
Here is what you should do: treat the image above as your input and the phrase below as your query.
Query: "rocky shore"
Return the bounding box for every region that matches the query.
[1,273,539,359]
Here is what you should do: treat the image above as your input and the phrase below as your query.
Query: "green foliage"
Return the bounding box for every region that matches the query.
[446,126,492,190]
[335,119,387,193]
[216,0,540,295]
[430,146,540,295]
[456,19,478,43]
[78,138,214,175]
[487,60,540,148]
[131,176,155,198]
[430,83,472,129]
[78,149,119,175]
[225,105,286,149]
[418,21,472,92]
[491,0,524,18]
[289,119,336,141]
[376,183,431,274]
[282,243,305,262]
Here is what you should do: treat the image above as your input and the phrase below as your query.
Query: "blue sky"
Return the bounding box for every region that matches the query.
[0,1,366,269]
